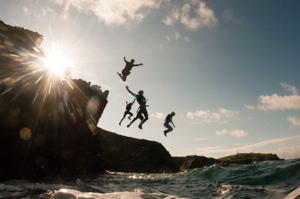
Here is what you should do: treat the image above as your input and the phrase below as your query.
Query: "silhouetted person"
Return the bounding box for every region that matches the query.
[125,85,148,129]
[119,99,135,126]
[118,57,143,82]
[164,112,175,137]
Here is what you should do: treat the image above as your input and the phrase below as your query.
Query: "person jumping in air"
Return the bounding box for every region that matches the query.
[125,85,148,129]
[117,57,143,82]
[119,99,135,126]
[163,112,176,137]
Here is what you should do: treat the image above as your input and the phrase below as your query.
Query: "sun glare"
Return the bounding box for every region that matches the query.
[43,43,73,75]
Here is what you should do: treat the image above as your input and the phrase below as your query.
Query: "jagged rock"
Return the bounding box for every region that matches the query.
[96,128,179,173]
[175,156,220,171]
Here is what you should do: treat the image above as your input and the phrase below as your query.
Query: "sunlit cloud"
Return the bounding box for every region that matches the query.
[216,129,248,137]
[272,146,300,159]
[287,117,300,127]
[187,112,194,120]
[216,129,228,136]
[150,112,165,119]
[57,0,162,26]
[257,94,300,111]
[189,134,300,155]
[194,138,208,141]
[162,8,179,26]
[245,105,255,110]
[257,83,300,111]
[230,130,248,137]
[163,1,218,30]
[280,82,298,95]
[187,108,239,124]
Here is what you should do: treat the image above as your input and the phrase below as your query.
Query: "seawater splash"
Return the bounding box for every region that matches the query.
[0,159,299,198]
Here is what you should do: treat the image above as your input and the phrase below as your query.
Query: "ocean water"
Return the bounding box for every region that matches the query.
[1,159,300,199]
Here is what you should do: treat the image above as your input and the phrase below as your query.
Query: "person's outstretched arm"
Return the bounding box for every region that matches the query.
[126,85,134,96]
[132,99,136,104]
[124,57,128,63]
[133,63,143,67]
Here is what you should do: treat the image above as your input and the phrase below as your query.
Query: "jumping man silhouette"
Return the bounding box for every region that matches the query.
[117,57,143,82]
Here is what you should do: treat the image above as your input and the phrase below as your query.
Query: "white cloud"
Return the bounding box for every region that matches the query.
[257,94,300,111]
[287,117,300,127]
[273,146,300,159]
[162,8,179,26]
[216,129,228,136]
[61,0,162,26]
[187,112,194,120]
[189,134,300,155]
[245,105,255,110]
[230,130,248,137]
[194,138,208,141]
[216,129,248,137]
[222,8,240,24]
[280,82,298,95]
[166,36,170,41]
[174,32,181,40]
[162,1,217,30]
[150,112,165,119]
[187,108,239,124]
[184,36,190,42]
[257,83,300,111]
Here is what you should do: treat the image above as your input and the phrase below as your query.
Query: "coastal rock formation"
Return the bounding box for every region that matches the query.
[96,128,179,173]
[0,21,109,181]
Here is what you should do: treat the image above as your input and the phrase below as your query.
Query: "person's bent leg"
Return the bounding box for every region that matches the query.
[163,123,173,136]
[138,110,148,129]
[128,112,133,120]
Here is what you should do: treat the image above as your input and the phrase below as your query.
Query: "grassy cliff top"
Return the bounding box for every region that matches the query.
[218,153,281,162]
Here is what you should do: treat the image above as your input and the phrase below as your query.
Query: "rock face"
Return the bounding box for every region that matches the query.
[0,21,110,181]
[96,128,179,173]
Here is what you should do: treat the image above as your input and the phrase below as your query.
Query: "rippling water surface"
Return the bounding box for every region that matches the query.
[1,159,300,198]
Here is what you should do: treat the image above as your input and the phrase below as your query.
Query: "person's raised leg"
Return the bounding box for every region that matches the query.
[128,112,133,120]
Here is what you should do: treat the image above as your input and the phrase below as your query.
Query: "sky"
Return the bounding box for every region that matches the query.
[1,0,300,159]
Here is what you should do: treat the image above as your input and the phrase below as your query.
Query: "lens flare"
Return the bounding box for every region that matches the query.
[43,42,73,76]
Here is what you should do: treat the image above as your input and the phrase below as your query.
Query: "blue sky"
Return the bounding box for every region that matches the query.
[1,0,300,159]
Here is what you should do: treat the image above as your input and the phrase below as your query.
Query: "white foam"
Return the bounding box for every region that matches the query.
[50,188,185,199]
[284,187,300,199]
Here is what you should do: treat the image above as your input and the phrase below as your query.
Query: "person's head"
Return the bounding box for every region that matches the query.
[171,112,175,116]
[131,59,135,63]
[138,90,144,95]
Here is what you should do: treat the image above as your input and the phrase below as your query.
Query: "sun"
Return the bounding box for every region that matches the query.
[43,43,73,76]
